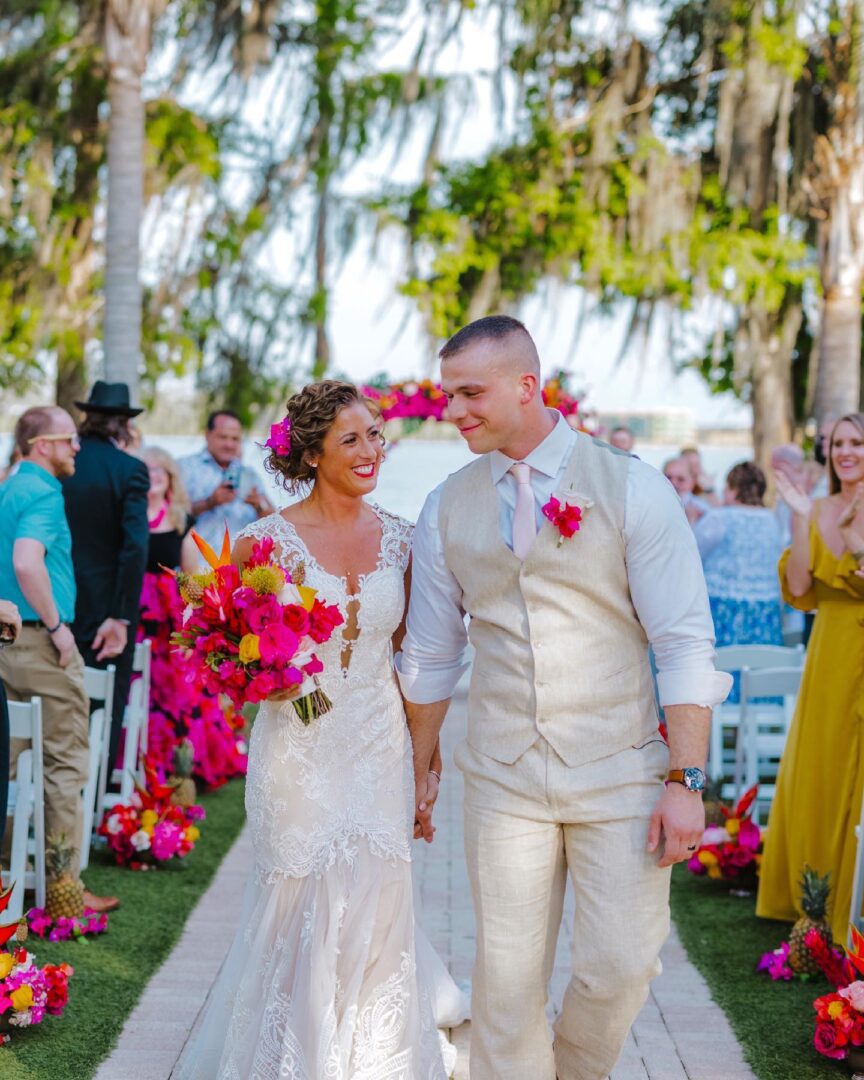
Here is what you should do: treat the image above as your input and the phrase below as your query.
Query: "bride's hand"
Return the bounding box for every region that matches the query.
[413,771,440,843]
[773,467,812,518]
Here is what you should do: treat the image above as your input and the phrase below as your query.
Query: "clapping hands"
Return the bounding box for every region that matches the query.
[773,464,813,519]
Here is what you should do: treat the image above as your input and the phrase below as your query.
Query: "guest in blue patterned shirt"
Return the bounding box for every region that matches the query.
[179,410,273,550]
[694,461,785,699]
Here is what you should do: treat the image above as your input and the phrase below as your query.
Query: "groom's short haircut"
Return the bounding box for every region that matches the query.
[440,315,540,374]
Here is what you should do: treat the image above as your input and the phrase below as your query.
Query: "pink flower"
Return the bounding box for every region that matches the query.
[152,821,183,861]
[814,1021,847,1059]
[265,416,292,456]
[258,623,300,668]
[840,982,864,1013]
[738,819,761,851]
[541,496,583,541]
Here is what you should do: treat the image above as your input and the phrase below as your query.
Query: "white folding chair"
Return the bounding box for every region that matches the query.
[732,665,803,822]
[79,705,107,873]
[1,697,45,920]
[82,665,116,868]
[709,644,805,782]
[132,639,152,756]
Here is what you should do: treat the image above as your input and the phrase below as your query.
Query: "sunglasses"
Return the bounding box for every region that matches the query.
[26,433,80,446]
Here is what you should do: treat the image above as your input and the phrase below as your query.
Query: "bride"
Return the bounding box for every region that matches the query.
[176,380,459,1079]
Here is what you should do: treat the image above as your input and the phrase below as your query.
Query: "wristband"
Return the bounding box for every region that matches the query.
[429,769,441,782]
[45,619,63,634]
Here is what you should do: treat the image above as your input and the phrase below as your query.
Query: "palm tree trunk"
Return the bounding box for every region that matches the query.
[741,303,800,473]
[103,1,162,399]
[816,281,863,420]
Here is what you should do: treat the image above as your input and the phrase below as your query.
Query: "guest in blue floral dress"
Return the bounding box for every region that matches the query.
[694,462,784,701]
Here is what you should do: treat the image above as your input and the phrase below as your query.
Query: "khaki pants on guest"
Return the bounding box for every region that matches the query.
[455,734,672,1080]
[0,627,90,874]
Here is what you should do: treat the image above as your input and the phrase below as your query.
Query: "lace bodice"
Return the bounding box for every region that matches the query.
[236,506,416,882]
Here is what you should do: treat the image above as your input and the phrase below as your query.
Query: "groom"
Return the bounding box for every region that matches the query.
[398,316,731,1079]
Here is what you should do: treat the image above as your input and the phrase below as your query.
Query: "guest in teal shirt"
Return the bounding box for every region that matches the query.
[0,460,77,624]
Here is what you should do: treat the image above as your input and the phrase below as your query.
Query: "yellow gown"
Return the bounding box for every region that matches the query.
[756,516,864,946]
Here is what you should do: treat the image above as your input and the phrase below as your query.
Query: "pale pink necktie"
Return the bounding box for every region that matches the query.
[510,462,537,559]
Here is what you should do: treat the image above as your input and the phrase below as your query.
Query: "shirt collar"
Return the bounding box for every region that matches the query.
[18,460,61,491]
[490,410,575,485]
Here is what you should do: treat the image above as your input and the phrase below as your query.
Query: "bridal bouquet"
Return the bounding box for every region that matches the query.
[170,529,344,723]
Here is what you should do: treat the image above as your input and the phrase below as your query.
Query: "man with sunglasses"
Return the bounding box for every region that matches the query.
[0,406,118,913]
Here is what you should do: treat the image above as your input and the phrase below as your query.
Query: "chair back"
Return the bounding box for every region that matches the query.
[83,664,116,704]
[132,639,152,754]
[83,664,116,863]
[2,697,45,917]
[715,644,804,674]
[740,666,804,701]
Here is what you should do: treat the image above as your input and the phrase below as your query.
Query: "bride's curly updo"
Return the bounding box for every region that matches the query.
[264,380,381,492]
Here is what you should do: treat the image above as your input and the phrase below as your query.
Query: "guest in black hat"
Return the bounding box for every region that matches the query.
[62,382,150,775]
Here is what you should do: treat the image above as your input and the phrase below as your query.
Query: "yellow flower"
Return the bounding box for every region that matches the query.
[140,810,158,829]
[0,953,13,979]
[829,1000,847,1019]
[185,826,200,843]
[707,866,723,880]
[726,817,741,838]
[238,633,262,664]
[698,850,718,867]
[242,566,286,596]
[10,985,33,1011]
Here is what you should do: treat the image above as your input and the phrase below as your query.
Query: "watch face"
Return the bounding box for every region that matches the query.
[683,767,706,792]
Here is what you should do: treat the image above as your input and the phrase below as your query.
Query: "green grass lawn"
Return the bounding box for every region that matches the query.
[671,864,846,1080]
[1,777,246,1080]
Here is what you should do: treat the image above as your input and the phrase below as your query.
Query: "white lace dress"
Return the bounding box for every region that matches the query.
[175,506,452,1080]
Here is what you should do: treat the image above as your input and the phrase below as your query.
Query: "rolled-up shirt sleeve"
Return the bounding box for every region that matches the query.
[395,486,470,703]
[625,460,732,708]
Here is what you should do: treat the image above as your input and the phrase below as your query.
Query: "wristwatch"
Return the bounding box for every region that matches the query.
[666,767,706,793]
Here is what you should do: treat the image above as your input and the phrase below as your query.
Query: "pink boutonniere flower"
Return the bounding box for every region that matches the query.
[542,496,583,545]
[265,415,292,456]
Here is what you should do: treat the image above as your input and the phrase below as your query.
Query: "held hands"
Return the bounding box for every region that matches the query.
[647,783,705,867]
[773,466,813,519]
[92,618,128,662]
[414,771,440,843]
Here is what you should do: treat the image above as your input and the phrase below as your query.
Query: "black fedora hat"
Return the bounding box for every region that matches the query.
[75,381,143,417]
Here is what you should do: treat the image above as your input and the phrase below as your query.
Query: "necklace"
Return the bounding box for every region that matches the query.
[148,503,168,530]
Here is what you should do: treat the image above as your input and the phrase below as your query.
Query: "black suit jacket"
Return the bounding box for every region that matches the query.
[62,436,150,642]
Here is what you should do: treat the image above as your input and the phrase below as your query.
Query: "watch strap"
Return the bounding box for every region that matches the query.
[666,769,687,786]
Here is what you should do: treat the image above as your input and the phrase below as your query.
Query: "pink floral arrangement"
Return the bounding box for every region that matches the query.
[171,531,343,722]
[97,769,205,870]
[27,908,108,942]
[811,926,864,1061]
[540,372,581,418]
[0,950,72,1035]
[360,380,447,423]
[687,785,762,881]
[542,496,583,544]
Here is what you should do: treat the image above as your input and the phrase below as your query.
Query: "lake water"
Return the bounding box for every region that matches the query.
[0,433,752,520]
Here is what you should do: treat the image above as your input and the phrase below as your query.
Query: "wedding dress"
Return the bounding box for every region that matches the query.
[175,505,455,1079]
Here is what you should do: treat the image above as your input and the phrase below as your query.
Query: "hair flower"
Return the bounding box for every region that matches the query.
[265,416,292,456]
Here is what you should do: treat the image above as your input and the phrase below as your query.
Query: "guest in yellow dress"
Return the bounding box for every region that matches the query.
[757,414,864,946]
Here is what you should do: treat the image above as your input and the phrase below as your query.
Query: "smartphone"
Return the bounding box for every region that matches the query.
[223,461,242,490]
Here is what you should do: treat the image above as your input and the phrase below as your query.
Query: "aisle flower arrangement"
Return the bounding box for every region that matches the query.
[687,785,761,882]
[541,371,581,418]
[171,530,343,721]
[0,884,73,1040]
[812,927,864,1063]
[98,770,205,870]
[26,908,108,942]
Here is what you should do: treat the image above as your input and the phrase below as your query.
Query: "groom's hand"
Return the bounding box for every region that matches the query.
[647,783,705,867]
[414,772,440,843]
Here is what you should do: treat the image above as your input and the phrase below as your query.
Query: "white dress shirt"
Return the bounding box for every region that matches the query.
[397,412,732,708]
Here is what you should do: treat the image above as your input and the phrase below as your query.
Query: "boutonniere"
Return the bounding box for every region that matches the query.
[542,492,592,546]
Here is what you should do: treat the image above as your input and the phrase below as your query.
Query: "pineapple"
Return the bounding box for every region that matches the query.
[45,834,85,921]
[789,865,833,973]
[170,738,197,808]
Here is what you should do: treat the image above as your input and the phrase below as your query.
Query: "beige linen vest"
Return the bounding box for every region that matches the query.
[438,431,659,767]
